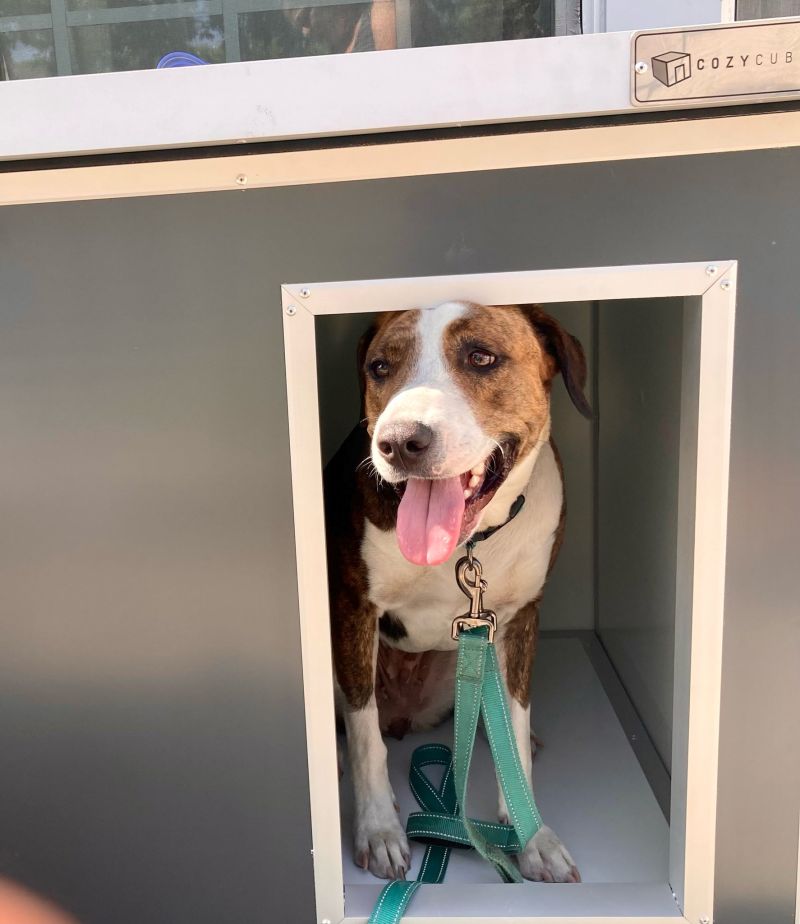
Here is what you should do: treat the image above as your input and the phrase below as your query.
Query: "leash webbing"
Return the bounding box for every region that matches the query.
[368,626,543,924]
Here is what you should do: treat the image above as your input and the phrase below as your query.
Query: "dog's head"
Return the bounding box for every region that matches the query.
[359,301,591,566]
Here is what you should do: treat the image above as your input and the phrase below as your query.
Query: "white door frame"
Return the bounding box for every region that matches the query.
[281,261,736,924]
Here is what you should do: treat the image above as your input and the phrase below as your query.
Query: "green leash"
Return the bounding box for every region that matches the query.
[369,524,543,924]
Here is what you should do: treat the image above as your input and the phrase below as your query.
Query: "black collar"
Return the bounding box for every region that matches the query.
[465,494,525,551]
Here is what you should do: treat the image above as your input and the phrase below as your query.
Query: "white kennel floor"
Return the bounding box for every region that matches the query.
[340,637,670,894]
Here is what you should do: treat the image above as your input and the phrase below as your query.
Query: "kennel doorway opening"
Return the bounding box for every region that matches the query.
[282,263,735,924]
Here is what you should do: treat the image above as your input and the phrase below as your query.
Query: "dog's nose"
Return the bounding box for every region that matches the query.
[377,422,433,469]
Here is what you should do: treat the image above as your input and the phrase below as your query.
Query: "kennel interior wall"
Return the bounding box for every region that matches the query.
[316,296,682,771]
[0,148,797,924]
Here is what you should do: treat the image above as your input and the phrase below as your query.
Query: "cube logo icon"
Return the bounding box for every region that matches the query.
[651,51,692,87]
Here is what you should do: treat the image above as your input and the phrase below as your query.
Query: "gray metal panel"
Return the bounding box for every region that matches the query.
[596,298,683,771]
[0,145,798,923]
[0,200,313,924]
[542,303,595,632]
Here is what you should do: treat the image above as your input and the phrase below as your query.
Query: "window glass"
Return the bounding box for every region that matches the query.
[68,0,186,7]
[736,0,800,17]
[1,28,56,79]
[5,0,52,13]
[0,0,571,80]
[410,0,552,47]
[68,16,225,74]
[240,4,384,60]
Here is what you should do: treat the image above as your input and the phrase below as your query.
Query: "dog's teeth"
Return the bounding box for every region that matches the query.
[468,474,480,488]
[471,463,486,477]
[464,489,473,499]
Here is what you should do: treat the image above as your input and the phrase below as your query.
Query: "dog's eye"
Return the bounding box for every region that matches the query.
[369,358,390,379]
[468,349,496,368]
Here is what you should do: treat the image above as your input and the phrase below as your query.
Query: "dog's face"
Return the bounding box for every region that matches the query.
[359,301,590,566]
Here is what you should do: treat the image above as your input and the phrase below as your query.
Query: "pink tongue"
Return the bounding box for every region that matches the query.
[396,476,466,566]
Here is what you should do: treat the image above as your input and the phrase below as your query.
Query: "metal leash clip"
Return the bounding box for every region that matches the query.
[452,546,497,642]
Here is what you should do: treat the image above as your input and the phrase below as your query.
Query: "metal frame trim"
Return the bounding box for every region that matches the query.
[3,25,774,163]
[2,108,799,208]
[281,261,735,924]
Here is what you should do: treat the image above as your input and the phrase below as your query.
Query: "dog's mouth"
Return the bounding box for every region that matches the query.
[394,440,517,566]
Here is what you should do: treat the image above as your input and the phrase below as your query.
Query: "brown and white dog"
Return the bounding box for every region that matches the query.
[324,300,591,883]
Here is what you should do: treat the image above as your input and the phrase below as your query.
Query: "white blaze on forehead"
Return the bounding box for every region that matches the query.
[372,300,495,480]
[409,301,470,388]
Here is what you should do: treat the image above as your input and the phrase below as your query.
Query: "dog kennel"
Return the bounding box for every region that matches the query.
[284,265,735,924]
[0,4,798,924]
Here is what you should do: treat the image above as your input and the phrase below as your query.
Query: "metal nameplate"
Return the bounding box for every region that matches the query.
[632,17,800,106]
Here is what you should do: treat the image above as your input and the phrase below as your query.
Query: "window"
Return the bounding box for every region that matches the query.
[736,0,800,19]
[0,0,580,79]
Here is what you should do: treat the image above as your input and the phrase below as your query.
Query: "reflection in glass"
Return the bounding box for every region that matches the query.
[68,0,192,9]
[240,2,398,61]
[736,0,800,19]
[411,0,550,47]
[68,15,224,74]
[3,0,51,14]
[0,0,564,80]
[0,28,56,79]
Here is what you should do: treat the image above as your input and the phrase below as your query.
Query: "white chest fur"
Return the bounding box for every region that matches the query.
[361,443,563,652]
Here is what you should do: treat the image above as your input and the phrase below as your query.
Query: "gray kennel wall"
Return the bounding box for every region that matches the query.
[596,298,685,772]
[0,147,798,924]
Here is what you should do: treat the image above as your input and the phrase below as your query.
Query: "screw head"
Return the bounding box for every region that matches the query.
[699,917,710,924]
[235,174,247,186]
[706,265,718,276]
[635,61,649,74]
[285,305,297,316]
[300,287,311,298]
[321,919,332,924]
[720,279,731,291]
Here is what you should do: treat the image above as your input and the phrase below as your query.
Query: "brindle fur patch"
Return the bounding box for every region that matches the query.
[502,599,540,707]
[502,438,568,706]
[445,304,553,465]
[547,437,568,573]
[327,311,424,710]
[324,423,399,709]
[362,309,420,436]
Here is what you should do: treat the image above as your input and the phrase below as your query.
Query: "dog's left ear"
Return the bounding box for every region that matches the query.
[522,305,593,419]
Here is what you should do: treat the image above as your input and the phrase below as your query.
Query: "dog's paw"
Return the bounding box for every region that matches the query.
[354,805,410,880]
[517,825,580,883]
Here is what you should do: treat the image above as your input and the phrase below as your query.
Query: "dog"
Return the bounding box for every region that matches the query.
[324,300,591,883]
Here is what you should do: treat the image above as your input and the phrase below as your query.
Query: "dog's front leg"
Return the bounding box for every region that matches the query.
[498,601,580,883]
[337,611,410,880]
